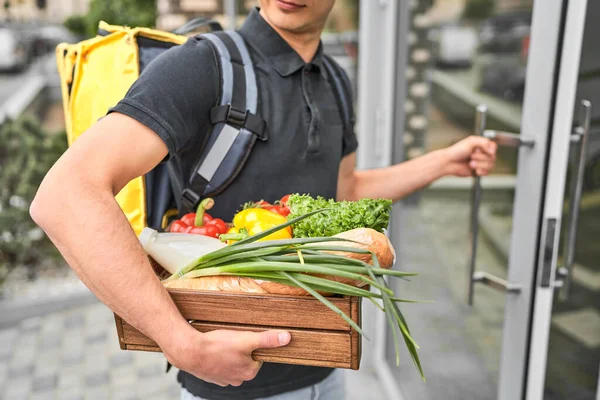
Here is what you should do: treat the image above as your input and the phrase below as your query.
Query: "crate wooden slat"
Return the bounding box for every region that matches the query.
[114,289,362,370]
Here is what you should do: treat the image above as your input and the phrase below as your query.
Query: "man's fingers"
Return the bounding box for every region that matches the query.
[470,160,494,171]
[471,151,495,162]
[468,136,497,155]
[249,330,291,350]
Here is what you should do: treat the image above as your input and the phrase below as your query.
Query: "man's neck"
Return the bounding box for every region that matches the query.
[259,10,322,63]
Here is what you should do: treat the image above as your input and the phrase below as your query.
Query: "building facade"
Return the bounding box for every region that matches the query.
[0,0,90,23]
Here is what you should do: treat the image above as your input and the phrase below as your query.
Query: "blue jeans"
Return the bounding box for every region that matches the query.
[180,369,346,400]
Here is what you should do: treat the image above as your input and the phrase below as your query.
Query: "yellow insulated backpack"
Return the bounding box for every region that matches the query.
[56,22,194,236]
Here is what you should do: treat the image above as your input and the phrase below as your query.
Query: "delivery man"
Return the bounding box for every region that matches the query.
[31,1,497,399]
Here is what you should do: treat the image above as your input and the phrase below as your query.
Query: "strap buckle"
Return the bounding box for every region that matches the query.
[181,188,201,212]
[226,105,247,129]
[210,104,268,141]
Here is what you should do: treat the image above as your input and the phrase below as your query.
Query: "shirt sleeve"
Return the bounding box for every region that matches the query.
[339,70,359,158]
[108,37,219,156]
[342,118,359,157]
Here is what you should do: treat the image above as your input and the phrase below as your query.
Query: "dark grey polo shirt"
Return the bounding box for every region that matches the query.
[109,8,358,400]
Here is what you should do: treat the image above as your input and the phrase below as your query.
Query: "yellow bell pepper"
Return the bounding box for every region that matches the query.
[247,221,292,242]
[233,208,292,236]
[228,208,292,243]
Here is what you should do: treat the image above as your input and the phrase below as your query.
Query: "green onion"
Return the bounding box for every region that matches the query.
[164,208,426,379]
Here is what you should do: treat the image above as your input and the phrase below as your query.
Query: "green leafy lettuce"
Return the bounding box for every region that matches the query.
[287,194,393,238]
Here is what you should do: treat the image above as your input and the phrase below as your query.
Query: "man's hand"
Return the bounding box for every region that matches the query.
[443,136,497,177]
[166,329,291,387]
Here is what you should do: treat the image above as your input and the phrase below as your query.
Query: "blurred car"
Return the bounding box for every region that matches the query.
[32,24,79,55]
[430,24,478,69]
[480,56,527,102]
[0,24,35,72]
[479,10,532,54]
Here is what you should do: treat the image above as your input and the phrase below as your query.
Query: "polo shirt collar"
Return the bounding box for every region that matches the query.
[239,8,324,77]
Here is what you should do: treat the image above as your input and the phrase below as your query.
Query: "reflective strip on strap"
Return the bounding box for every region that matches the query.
[225,31,257,114]
[197,124,240,181]
[196,32,256,182]
[197,33,236,181]
[202,33,233,105]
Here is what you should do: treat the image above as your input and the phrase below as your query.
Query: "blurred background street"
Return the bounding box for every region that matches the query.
[0,0,598,399]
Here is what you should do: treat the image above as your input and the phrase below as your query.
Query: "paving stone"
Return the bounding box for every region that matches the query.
[30,391,57,400]
[61,350,85,366]
[2,377,32,399]
[0,363,7,393]
[84,385,110,400]
[58,386,84,400]
[64,313,86,329]
[0,328,19,359]
[146,391,172,400]
[167,384,181,397]
[32,373,58,392]
[34,351,61,375]
[8,363,34,378]
[136,377,168,398]
[10,347,36,369]
[110,352,133,368]
[84,343,108,358]
[84,354,109,375]
[85,371,110,387]
[40,316,64,335]
[39,334,62,350]
[110,388,138,400]
[85,331,107,345]
[19,316,42,332]
[13,333,38,352]
[110,368,137,387]
[58,371,81,389]
[133,351,164,368]
[85,304,112,326]
[137,363,162,379]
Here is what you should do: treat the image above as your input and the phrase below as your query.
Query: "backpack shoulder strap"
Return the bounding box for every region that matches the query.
[321,54,354,135]
[178,30,266,213]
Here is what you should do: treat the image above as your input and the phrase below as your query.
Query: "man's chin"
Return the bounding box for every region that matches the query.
[269,14,312,33]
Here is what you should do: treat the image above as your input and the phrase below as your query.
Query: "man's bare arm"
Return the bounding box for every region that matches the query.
[337,136,497,202]
[31,113,289,387]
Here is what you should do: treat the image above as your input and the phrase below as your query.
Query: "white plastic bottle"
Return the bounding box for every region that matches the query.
[138,228,227,275]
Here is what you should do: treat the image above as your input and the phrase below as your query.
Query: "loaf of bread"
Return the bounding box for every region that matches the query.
[161,228,395,296]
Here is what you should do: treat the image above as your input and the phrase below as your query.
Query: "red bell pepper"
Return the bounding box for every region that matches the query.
[206,218,228,234]
[168,198,229,237]
[185,224,220,238]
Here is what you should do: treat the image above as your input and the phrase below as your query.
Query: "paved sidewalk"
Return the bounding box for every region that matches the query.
[0,300,385,400]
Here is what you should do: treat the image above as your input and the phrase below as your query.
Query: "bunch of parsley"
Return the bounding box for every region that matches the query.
[287,194,393,238]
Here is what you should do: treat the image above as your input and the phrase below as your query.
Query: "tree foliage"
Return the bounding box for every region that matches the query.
[463,0,495,21]
[64,0,157,38]
[0,116,68,287]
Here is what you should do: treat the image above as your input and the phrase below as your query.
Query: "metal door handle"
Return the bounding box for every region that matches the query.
[468,105,535,306]
[557,100,592,300]
[483,130,536,148]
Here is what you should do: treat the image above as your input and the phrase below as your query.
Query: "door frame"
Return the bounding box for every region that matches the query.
[368,0,580,399]
[526,0,590,398]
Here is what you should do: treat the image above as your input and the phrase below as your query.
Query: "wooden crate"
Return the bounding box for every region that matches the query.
[114,289,362,370]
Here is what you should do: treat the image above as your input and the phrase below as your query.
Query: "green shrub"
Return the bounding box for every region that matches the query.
[85,0,157,36]
[63,15,89,37]
[0,116,68,288]
[463,0,495,21]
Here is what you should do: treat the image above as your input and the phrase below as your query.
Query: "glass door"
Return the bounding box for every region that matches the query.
[526,0,598,398]
[372,0,587,399]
